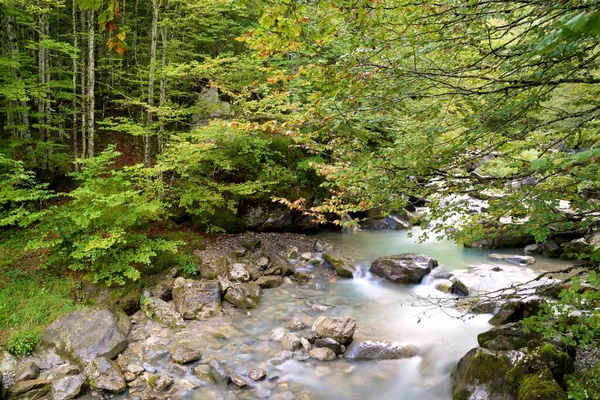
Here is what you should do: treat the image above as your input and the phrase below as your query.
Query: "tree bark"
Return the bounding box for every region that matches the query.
[72,0,78,166]
[145,0,160,166]
[86,7,95,158]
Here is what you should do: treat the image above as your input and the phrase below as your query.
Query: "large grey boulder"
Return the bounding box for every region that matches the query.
[39,307,130,366]
[323,253,356,278]
[345,341,417,360]
[451,347,519,400]
[311,316,356,345]
[488,253,535,265]
[477,322,541,351]
[51,374,86,400]
[370,253,438,284]
[224,282,261,310]
[172,277,221,320]
[83,357,126,393]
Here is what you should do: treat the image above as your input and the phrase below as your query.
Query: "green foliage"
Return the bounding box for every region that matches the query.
[0,153,54,227]
[28,145,180,285]
[6,329,40,356]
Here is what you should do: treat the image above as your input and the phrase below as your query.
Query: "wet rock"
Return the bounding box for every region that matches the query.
[561,238,589,260]
[249,367,267,381]
[124,371,136,382]
[309,348,337,361]
[229,263,250,283]
[287,247,299,258]
[451,277,471,296]
[172,277,222,319]
[346,341,417,360]
[193,365,211,381]
[488,302,524,326]
[148,371,174,392]
[300,252,312,261]
[224,282,261,310]
[255,256,270,269]
[141,297,185,329]
[14,360,39,382]
[451,347,518,400]
[524,244,542,255]
[271,328,286,341]
[287,317,305,331]
[434,280,453,293]
[169,344,201,364]
[314,338,342,355]
[296,273,310,284]
[370,253,438,284]
[542,240,562,258]
[312,316,356,345]
[83,357,126,393]
[478,322,541,351]
[8,379,51,398]
[488,253,536,265]
[281,333,301,351]
[208,359,230,387]
[323,252,356,278]
[300,338,311,352]
[39,306,130,366]
[314,240,325,252]
[518,368,567,400]
[230,373,249,388]
[51,373,86,400]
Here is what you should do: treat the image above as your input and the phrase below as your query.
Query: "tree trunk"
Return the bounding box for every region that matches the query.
[5,13,30,139]
[145,0,160,166]
[158,25,168,154]
[72,0,78,166]
[86,7,95,158]
[80,8,87,158]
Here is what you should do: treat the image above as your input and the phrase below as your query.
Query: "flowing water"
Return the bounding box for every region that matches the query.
[123,229,573,400]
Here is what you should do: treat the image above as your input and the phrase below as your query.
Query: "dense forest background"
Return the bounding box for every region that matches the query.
[1,0,600,397]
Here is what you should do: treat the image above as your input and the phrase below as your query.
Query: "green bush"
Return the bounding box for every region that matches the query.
[7,329,40,356]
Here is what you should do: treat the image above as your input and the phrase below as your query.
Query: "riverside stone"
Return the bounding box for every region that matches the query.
[323,252,356,278]
[51,374,86,400]
[83,357,126,393]
[248,367,267,381]
[172,277,222,319]
[488,253,536,265]
[169,344,201,364]
[312,316,356,345]
[309,348,336,361]
[39,306,130,366]
[224,282,261,310]
[345,341,417,360]
[208,359,230,387]
[14,360,39,382]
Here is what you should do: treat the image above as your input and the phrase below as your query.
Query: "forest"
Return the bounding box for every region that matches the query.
[1,0,599,399]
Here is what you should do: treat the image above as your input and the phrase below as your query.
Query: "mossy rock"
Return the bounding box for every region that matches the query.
[518,369,567,400]
[451,347,518,400]
[82,276,142,315]
[507,343,573,387]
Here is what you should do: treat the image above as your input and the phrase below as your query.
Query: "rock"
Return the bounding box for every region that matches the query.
[488,302,524,326]
[233,247,247,257]
[126,364,144,376]
[314,338,342,355]
[229,263,250,283]
[147,283,172,302]
[7,379,51,398]
[478,322,541,351]
[561,238,589,260]
[148,371,174,391]
[434,280,453,293]
[224,282,261,310]
[488,253,536,265]
[300,338,311,352]
[465,232,535,249]
[524,244,542,255]
[255,256,270,269]
[451,347,518,400]
[281,333,301,351]
[518,369,567,400]
[542,240,562,258]
[370,253,438,284]
[256,275,282,289]
[208,359,230,387]
[230,373,249,388]
[311,316,356,345]
[300,252,312,261]
[287,247,299,258]
[451,277,471,296]
[172,277,222,319]
[323,252,356,278]
[54,364,80,377]
[141,297,185,329]
[14,360,39,382]
[39,306,130,366]
[83,357,126,393]
[296,273,310,284]
[200,257,229,280]
[242,237,262,251]
[345,341,417,360]
[287,317,305,331]
[587,232,600,251]
[143,363,157,373]
[169,344,201,364]
[314,240,325,252]
[1,351,18,389]
[51,374,86,400]
[309,348,337,361]
[271,328,286,341]
[193,365,211,381]
[248,367,266,381]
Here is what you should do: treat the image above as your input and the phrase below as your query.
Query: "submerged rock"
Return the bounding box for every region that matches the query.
[345,341,417,361]
[149,370,174,392]
[314,338,342,355]
[312,316,356,345]
[488,253,536,265]
[248,367,266,381]
[39,306,130,366]
[370,253,438,284]
[169,344,201,364]
[282,333,301,351]
[323,252,356,278]
[208,359,230,387]
[83,357,126,393]
[172,277,221,319]
[224,282,261,310]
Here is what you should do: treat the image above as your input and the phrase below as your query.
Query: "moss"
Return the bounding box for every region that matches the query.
[147,374,158,389]
[518,369,567,400]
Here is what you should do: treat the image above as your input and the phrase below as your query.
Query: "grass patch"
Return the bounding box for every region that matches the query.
[0,229,80,353]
